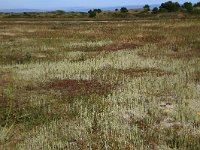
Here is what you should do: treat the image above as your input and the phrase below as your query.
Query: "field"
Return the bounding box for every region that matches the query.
[0,19,200,149]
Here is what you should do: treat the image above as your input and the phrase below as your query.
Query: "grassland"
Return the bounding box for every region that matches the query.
[0,19,200,149]
[1,9,200,21]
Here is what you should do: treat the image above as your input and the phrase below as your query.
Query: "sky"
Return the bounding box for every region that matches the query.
[0,0,199,10]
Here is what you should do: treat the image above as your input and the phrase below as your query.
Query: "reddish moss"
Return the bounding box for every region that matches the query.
[138,35,165,43]
[48,79,114,95]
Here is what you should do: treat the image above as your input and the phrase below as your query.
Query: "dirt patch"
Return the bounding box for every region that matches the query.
[47,79,114,95]
[118,68,173,77]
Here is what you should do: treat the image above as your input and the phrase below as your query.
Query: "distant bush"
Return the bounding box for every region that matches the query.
[89,12,96,18]
[88,10,96,18]
[115,9,119,11]
[88,9,102,18]
[120,7,128,13]
[159,1,181,12]
[152,7,159,14]
[93,9,102,13]
[88,9,92,14]
[143,4,150,12]
[182,2,193,13]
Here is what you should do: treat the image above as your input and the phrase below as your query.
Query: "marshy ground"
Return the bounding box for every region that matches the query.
[0,19,200,149]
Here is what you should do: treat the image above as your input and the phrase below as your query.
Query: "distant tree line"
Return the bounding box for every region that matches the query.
[87,1,200,18]
[151,1,200,14]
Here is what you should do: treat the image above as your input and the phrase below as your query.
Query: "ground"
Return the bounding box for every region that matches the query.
[0,19,200,149]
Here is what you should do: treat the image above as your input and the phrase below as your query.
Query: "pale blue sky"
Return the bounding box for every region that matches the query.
[0,0,199,9]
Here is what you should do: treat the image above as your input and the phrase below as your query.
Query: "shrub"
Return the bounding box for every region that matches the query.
[152,7,159,14]
[159,1,181,12]
[88,9,102,18]
[182,2,193,13]
[88,9,92,14]
[143,4,150,12]
[93,9,102,13]
[120,7,128,13]
[88,10,96,18]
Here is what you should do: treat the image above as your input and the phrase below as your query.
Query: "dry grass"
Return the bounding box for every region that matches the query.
[0,19,200,149]
[118,67,173,77]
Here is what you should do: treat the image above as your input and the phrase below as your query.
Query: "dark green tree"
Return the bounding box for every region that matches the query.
[88,9,92,14]
[143,4,150,11]
[159,1,180,12]
[152,7,159,14]
[120,7,128,13]
[182,2,193,13]
[94,9,102,13]
[88,10,96,18]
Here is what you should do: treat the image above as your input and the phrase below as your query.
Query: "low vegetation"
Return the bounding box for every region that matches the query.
[0,16,200,149]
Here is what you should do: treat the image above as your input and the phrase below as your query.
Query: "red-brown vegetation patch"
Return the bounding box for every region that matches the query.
[104,34,165,52]
[48,79,114,95]
[118,68,173,77]
[137,34,165,43]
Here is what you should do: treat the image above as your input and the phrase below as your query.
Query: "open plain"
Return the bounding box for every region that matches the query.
[0,19,200,149]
